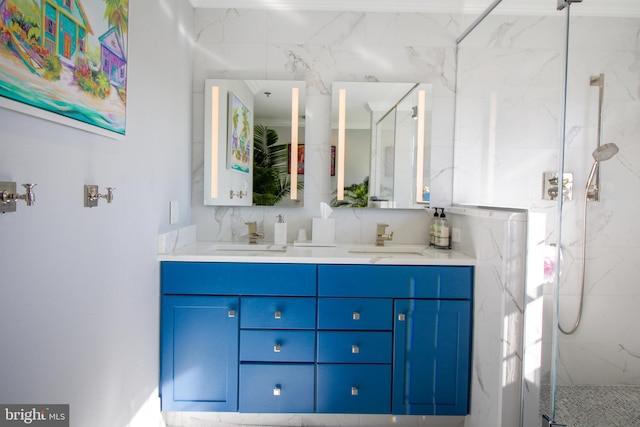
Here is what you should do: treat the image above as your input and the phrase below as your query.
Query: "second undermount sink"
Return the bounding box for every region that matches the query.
[206,243,287,252]
[347,244,427,256]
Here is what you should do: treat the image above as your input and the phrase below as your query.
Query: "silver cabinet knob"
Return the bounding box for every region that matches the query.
[351,386,359,396]
[352,312,360,320]
[228,309,236,318]
[273,385,281,396]
[351,344,359,354]
[274,343,281,353]
[398,313,406,321]
[275,310,282,319]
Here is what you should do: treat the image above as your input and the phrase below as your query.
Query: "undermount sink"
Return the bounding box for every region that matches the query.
[347,244,427,256]
[206,243,287,252]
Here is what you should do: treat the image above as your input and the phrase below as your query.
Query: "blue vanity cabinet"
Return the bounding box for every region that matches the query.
[160,295,239,411]
[317,264,473,416]
[160,262,317,413]
[161,261,473,416]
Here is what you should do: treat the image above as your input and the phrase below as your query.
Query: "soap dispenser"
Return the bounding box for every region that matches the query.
[430,208,439,245]
[434,208,450,249]
[274,214,287,245]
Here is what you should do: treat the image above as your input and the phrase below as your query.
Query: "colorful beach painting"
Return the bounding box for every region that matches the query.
[0,0,128,136]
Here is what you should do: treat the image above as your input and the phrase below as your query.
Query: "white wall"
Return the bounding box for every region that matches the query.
[0,1,194,426]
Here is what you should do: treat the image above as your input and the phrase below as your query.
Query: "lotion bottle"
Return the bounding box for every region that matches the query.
[274,214,287,245]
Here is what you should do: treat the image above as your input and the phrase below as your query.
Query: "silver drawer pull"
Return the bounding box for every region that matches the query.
[398,313,405,321]
[228,309,235,318]
[352,312,360,320]
[351,386,359,396]
[274,310,282,319]
[274,343,281,353]
[273,385,281,396]
[351,344,359,354]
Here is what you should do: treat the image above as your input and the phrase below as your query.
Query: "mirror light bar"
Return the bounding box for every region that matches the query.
[290,87,299,200]
[337,88,346,200]
[210,86,219,199]
[415,89,425,203]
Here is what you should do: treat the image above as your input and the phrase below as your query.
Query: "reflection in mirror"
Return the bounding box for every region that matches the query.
[204,79,305,207]
[331,82,432,209]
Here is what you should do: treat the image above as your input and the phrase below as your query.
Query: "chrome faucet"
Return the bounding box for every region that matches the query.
[245,221,264,244]
[376,223,393,246]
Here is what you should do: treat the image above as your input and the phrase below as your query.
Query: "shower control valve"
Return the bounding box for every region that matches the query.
[542,172,573,201]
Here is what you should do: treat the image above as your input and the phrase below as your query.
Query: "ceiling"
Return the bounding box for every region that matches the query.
[189,0,640,17]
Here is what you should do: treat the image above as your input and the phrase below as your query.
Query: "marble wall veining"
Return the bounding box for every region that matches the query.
[186,8,530,427]
[454,10,640,391]
[556,15,640,387]
[190,9,459,245]
[447,207,529,427]
[188,6,640,426]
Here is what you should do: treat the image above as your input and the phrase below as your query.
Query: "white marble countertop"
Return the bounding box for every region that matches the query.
[158,241,475,266]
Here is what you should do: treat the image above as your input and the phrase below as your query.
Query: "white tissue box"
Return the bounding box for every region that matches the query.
[312,218,335,245]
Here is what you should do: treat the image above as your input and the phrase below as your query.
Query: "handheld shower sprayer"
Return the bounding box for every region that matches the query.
[586,142,619,200]
[592,142,619,162]
[559,142,619,335]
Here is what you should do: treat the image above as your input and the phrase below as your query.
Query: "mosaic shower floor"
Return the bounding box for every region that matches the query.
[552,385,640,426]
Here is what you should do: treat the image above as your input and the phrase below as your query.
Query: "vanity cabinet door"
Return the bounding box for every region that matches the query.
[160,295,239,411]
[392,299,471,415]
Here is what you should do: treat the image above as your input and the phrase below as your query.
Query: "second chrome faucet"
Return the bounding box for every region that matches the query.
[245,221,264,244]
[376,223,393,246]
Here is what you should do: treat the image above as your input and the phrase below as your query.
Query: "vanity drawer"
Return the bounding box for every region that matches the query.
[161,262,317,296]
[240,330,316,362]
[317,298,392,330]
[239,363,315,413]
[241,297,316,330]
[317,264,473,300]
[317,331,392,364]
[317,364,391,414]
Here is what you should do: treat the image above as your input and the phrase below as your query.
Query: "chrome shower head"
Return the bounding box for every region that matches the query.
[592,142,619,162]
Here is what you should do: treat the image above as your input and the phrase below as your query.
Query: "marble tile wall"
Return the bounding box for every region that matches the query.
[555,15,640,387]
[190,9,459,245]
[454,8,640,392]
[187,10,537,426]
[447,207,528,427]
[185,6,640,427]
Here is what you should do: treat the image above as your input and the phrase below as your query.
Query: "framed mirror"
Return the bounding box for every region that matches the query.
[204,79,306,207]
[331,82,432,209]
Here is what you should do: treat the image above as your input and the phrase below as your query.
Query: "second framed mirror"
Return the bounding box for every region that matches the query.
[331,82,432,209]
